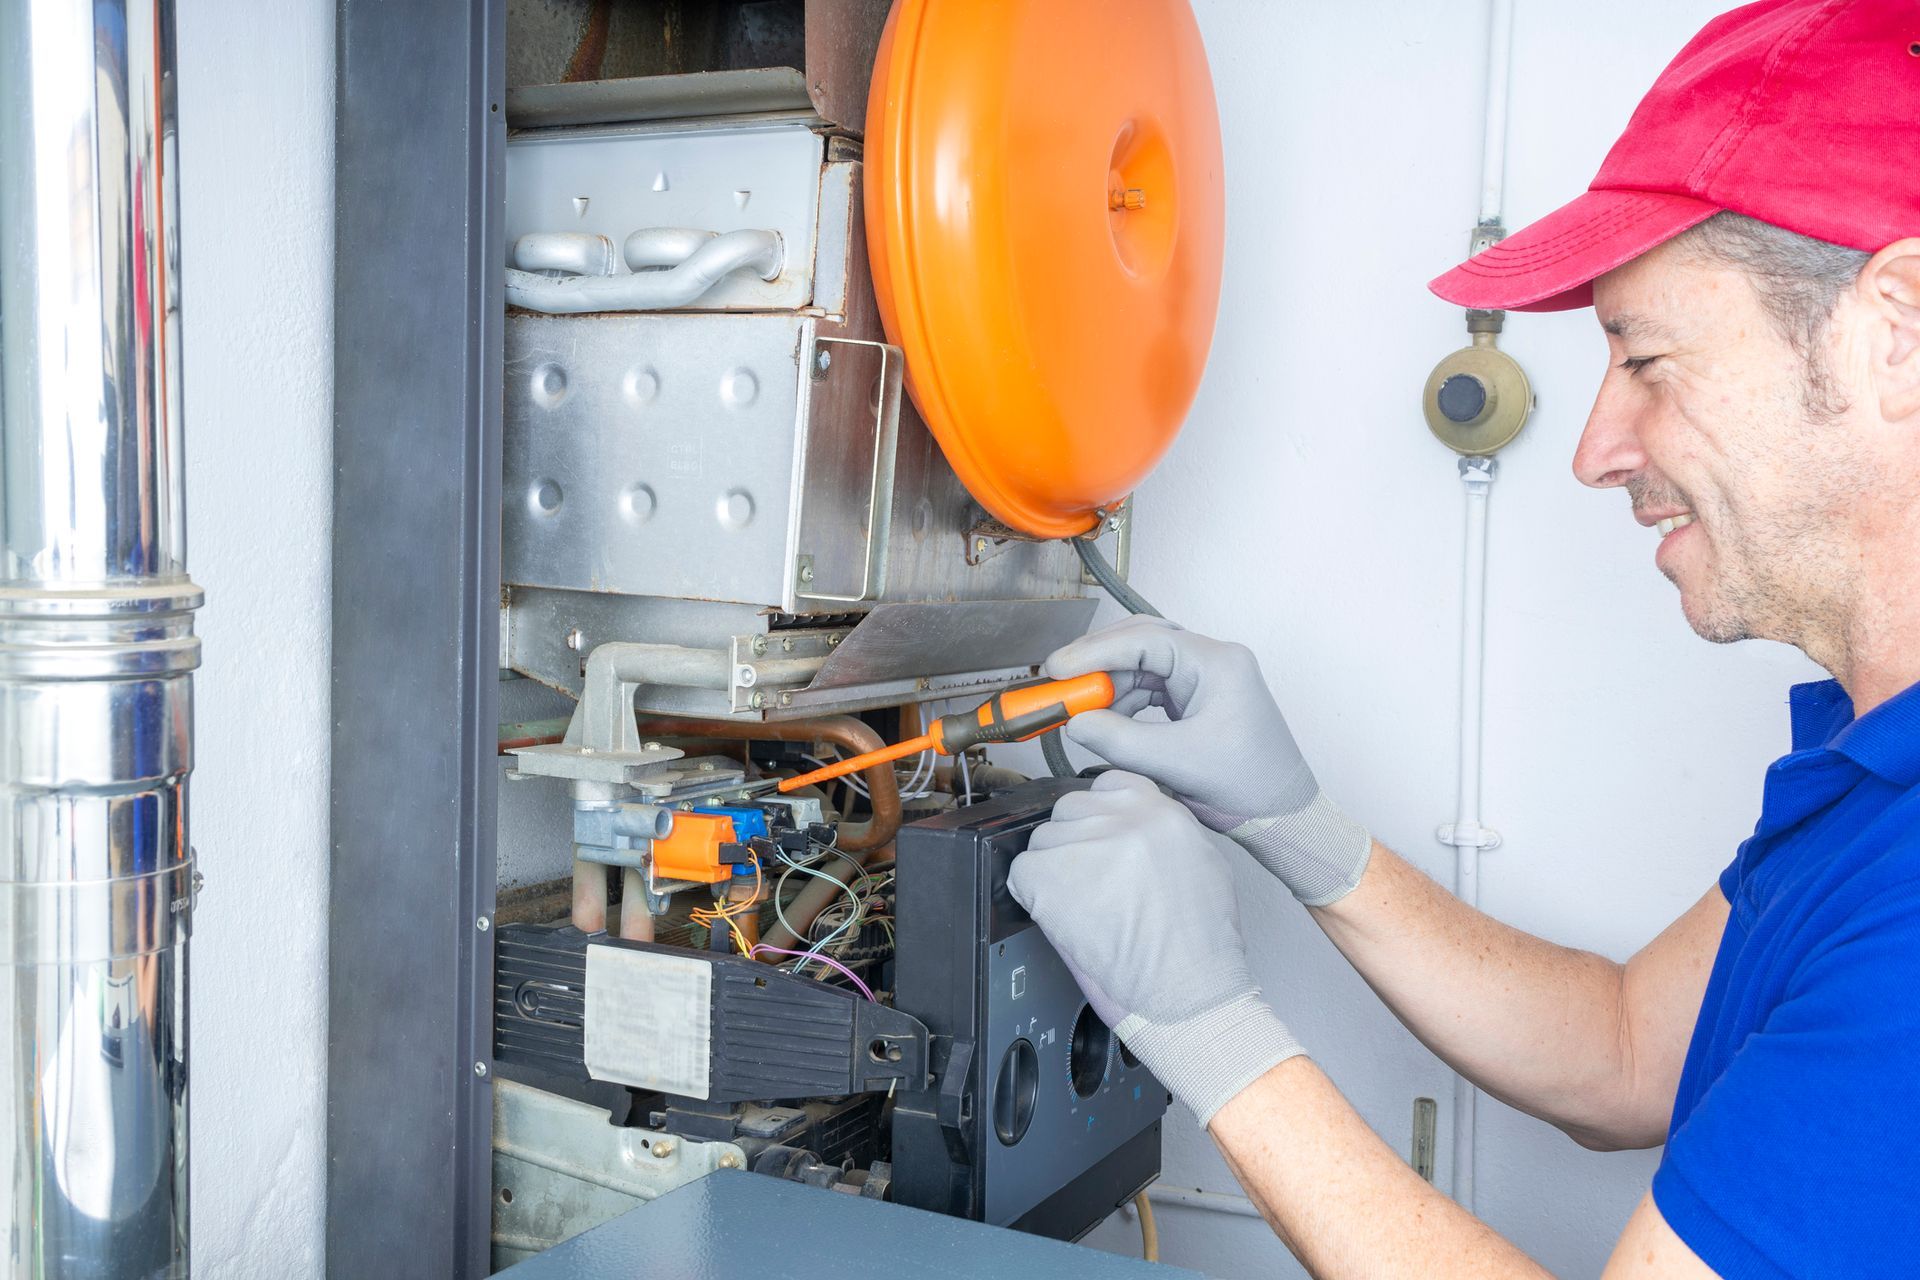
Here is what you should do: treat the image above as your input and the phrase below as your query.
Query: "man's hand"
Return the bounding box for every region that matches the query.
[1044,616,1373,906]
[1007,770,1305,1123]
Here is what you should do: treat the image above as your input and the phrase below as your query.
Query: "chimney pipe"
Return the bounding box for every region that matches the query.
[1,1,201,1275]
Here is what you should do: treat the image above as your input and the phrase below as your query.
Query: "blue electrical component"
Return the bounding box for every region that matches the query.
[692,805,770,841]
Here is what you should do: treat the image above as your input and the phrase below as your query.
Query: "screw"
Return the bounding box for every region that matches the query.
[974,538,989,554]
[474,1061,489,1078]
[780,636,794,652]
[750,692,768,709]
[798,563,815,584]
[1109,187,1146,211]
[476,915,491,932]
[698,761,717,772]
[643,741,662,752]
[564,627,584,651]
[652,1139,676,1158]
[1107,515,1123,532]
[735,664,758,688]
[779,692,793,707]
[827,635,841,647]
[719,1153,743,1170]
[751,635,768,657]
[812,348,833,380]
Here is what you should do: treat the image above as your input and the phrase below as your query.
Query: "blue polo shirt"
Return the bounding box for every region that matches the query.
[1653,678,1920,1279]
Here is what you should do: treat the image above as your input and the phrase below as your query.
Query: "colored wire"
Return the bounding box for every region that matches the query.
[689,857,761,957]
[749,945,877,1001]
[769,846,862,972]
[958,750,973,805]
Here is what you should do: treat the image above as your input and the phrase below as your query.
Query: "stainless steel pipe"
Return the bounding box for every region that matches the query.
[1,1,200,1276]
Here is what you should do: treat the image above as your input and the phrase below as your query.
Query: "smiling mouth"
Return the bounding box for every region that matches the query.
[1655,513,1696,536]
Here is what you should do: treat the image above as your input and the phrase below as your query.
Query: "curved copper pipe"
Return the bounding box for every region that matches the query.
[630,715,901,854]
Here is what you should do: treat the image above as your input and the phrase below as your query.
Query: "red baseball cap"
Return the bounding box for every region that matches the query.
[1430,0,1920,312]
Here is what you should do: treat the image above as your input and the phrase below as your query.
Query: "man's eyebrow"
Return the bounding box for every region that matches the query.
[1601,312,1678,343]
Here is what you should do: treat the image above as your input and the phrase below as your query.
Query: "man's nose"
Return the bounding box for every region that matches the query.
[1572,377,1649,490]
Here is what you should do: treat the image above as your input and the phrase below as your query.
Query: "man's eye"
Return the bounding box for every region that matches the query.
[1617,354,1662,377]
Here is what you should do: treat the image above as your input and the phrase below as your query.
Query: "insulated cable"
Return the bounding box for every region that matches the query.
[1046,537,1166,776]
[1073,538,1162,619]
[1134,1192,1159,1263]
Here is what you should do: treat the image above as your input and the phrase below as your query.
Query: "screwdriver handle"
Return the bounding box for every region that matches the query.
[930,672,1115,755]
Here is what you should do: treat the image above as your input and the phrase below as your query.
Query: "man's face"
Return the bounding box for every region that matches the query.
[1576,238,1868,647]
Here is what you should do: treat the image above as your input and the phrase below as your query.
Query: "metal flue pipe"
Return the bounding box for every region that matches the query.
[1,1,202,1276]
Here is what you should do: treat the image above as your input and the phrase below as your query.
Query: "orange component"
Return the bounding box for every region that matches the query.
[865,0,1224,539]
[651,812,740,885]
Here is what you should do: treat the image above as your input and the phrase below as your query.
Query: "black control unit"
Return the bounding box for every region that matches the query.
[890,779,1167,1240]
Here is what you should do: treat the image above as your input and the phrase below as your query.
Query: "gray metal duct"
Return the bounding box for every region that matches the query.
[1,1,200,1276]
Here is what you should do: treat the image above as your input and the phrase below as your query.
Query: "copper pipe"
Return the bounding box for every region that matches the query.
[631,715,902,854]
[573,857,609,933]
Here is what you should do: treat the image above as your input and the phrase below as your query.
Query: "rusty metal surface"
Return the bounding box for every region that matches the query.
[505,0,885,132]
[803,0,892,133]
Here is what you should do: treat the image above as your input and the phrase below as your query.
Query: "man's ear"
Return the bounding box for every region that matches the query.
[1859,238,1920,423]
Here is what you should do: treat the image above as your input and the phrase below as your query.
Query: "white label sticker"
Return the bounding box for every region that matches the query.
[583,945,712,1099]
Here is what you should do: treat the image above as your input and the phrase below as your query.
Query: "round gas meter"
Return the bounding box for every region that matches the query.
[865,0,1225,538]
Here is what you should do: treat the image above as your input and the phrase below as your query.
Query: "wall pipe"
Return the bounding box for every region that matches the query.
[1444,0,1517,1215]
[0,0,201,1274]
[1446,455,1499,1213]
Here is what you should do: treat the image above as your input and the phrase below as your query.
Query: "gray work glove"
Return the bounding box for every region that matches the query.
[1009,771,1304,1125]
[1044,615,1372,908]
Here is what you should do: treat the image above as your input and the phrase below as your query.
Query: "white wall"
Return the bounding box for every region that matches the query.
[169,1,1816,1276]
[1044,1,1815,1276]
[177,1,335,1275]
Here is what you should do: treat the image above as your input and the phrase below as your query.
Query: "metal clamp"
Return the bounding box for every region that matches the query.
[797,337,904,605]
[0,855,200,964]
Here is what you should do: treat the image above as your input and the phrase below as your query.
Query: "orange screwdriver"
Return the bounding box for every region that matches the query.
[770,672,1115,794]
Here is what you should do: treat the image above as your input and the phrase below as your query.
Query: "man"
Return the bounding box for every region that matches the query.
[1008,2,1920,1276]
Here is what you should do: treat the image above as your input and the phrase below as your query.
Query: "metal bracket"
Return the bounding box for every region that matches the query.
[1436,823,1502,851]
[795,336,904,605]
[964,495,1135,578]
[1081,497,1134,588]
[964,526,1016,567]
[727,629,845,713]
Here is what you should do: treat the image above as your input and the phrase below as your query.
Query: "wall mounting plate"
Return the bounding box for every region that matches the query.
[865,0,1224,539]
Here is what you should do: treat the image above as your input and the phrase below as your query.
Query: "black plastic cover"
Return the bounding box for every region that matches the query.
[493,924,929,1103]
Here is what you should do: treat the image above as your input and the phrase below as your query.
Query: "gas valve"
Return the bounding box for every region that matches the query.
[1423,325,1533,457]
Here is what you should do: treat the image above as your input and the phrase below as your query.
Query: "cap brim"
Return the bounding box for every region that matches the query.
[1429,189,1721,312]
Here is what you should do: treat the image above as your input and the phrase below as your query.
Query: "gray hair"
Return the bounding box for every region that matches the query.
[1673,211,1872,415]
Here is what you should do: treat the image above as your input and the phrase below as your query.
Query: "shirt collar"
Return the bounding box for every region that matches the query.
[1790,677,1920,787]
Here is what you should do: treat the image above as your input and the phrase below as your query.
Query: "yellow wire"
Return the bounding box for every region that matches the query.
[690,857,762,957]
